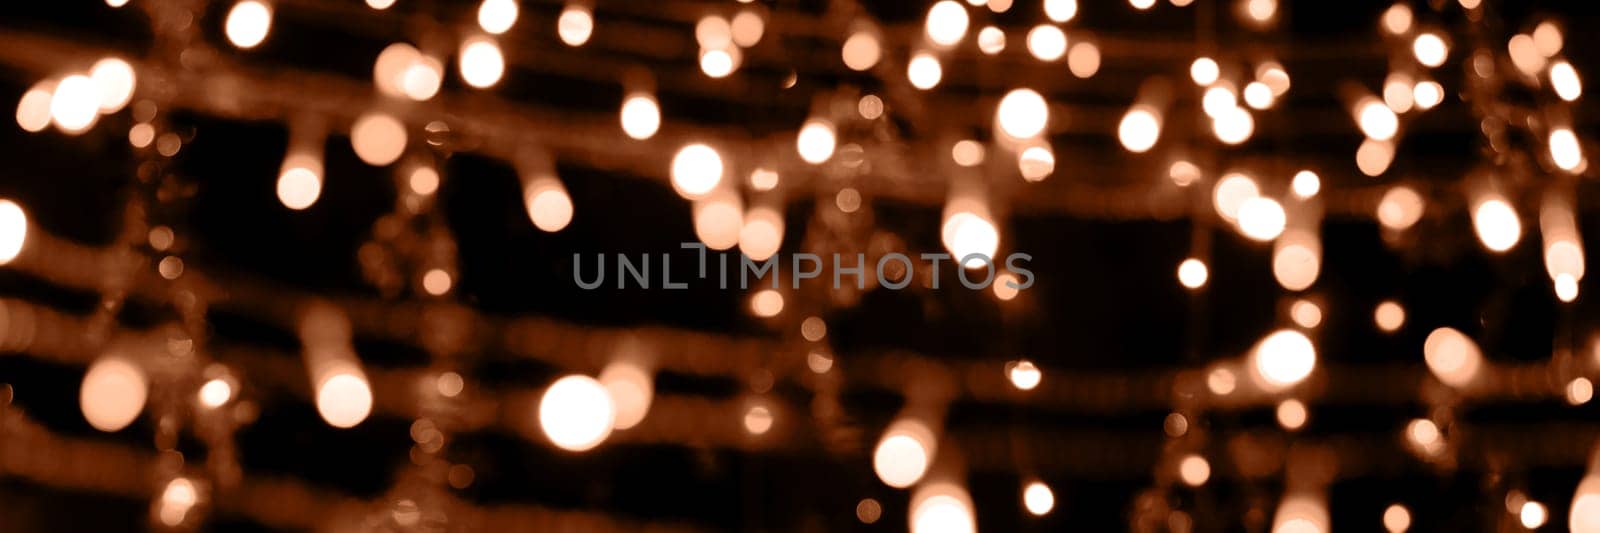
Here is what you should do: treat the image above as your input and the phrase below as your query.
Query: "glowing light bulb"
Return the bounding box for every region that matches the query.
[1423,327,1482,388]
[89,58,135,113]
[1383,73,1414,113]
[1473,197,1521,252]
[1178,258,1208,289]
[1212,106,1254,144]
[1272,495,1330,533]
[1412,81,1444,110]
[1018,146,1055,181]
[750,289,784,317]
[994,272,1021,300]
[1068,41,1101,77]
[350,111,406,166]
[952,139,985,167]
[731,10,764,48]
[977,26,1006,55]
[1377,185,1424,230]
[617,93,661,140]
[1509,34,1546,77]
[1291,170,1320,198]
[693,190,742,250]
[1129,0,1156,10]
[874,419,936,488]
[925,1,970,47]
[1550,128,1583,171]
[524,177,573,233]
[842,31,881,70]
[1190,57,1219,85]
[739,206,784,261]
[0,199,26,265]
[1357,138,1396,177]
[1023,481,1054,515]
[1384,503,1411,533]
[1290,300,1322,329]
[1169,160,1200,187]
[198,378,232,408]
[1236,196,1286,241]
[1026,24,1066,62]
[749,168,779,191]
[1551,61,1583,101]
[910,483,976,533]
[1213,173,1259,222]
[997,88,1048,139]
[1243,81,1274,109]
[1044,0,1077,21]
[1179,454,1210,486]
[908,52,943,90]
[942,211,999,269]
[1357,99,1399,141]
[670,143,723,199]
[1276,398,1307,429]
[599,361,652,430]
[16,80,53,133]
[743,404,774,434]
[1374,300,1405,332]
[1521,501,1549,529]
[477,0,518,34]
[277,152,323,210]
[1007,360,1041,390]
[1251,329,1316,390]
[558,5,594,46]
[458,36,505,89]
[80,355,147,432]
[1208,367,1237,395]
[539,375,615,451]
[1275,236,1320,292]
[400,55,443,101]
[1382,4,1412,35]
[366,0,394,9]
[699,46,739,78]
[1118,106,1161,153]
[1572,476,1600,533]
[1412,32,1447,68]
[1534,22,1564,57]
[225,0,272,49]
[1202,86,1237,118]
[796,119,837,164]
[1243,0,1276,22]
[157,477,199,526]
[316,371,372,428]
[49,75,99,133]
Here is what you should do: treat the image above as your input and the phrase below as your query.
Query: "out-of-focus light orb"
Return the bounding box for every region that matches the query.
[1290,170,1320,198]
[951,139,985,167]
[925,1,970,47]
[1178,454,1210,486]
[366,0,395,9]
[1356,138,1396,177]
[942,211,999,269]
[842,31,882,70]
[618,94,660,140]
[1358,99,1399,141]
[1375,300,1405,332]
[994,272,1021,300]
[1212,106,1255,144]
[539,375,616,451]
[1569,377,1594,405]
[670,143,723,199]
[1007,360,1042,390]
[696,15,732,48]
[749,168,779,191]
[1018,146,1055,181]
[796,119,837,164]
[1118,106,1161,153]
[1023,481,1055,516]
[1412,80,1444,110]
[50,75,99,133]
[80,356,147,432]
[350,112,407,166]
[1473,197,1521,252]
[739,206,784,261]
[225,0,273,49]
[1044,0,1077,22]
[1382,4,1413,35]
[477,0,518,34]
[1522,501,1549,529]
[1208,367,1237,395]
[1550,128,1583,171]
[997,88,1049,139]
[1383,73,1414,113]
[907,53,943,90]
[1129,0,1156,10]
[1169,160,1200,187]
[1273,496,1331,533]
[1190,57,1220,85]
[316,372,373,428]
[1252,329,1316,389]
[858,94,884,120]
[1551,61,1583,102]
[1423,327,1482,388]
[16,80,54,133]
[198,378,233,408]
[1202,86,1237,118]
[874,419,936,488]
[1243,0,1276,22]
[394,163,431,194]
[1236,197,1286,241]
[277,156,322,210]
[599,361,653,430]
[1178,258,1208,289]
[90,58,135,113]
[458,36,505,88]
[1213,173,1259,222]
[1290,300,1322,329]
[977,26,1006,55]
[699,46,739,78]
[750,288,784,317]
[743,404,774,434]
[1556,273,1580,303]
[693,192,742,250]
[524,179,573,232]
[807,350,833,374]
[1067,41,1101,78]
[0,199,26,265]
[1276,398,1307,430]
[400,55,443,101]
[1412,32,1448,67]
[373,43,420,97]
[1257,62,1292,95]
[910,483,976,533]
[1534,22,1564,57]
[731,10,764,47]
[1383,503,1411,533]
[1026,24,1067,62]
[558,5,594,46]
[1273,236,1321,291]
[1572,476,1600,533]
[1508,34,1546,77]
[157,477,199,526]
[857,498,882,524]
[1243,81,1274,109]
[1407,418,1440,447]
[1377,185,1424,230]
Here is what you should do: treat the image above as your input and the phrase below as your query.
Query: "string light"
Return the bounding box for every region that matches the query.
[738,206,783,261]
[539,375,616,451]
[908,52,943,90]
[670,143,723,199]
[1067,41,1101,77]
[1276,398,1307,430]
[1243,81,1274,109]
[1377,185,1424,231]
[557,4,594,47]
[749,168,778,191]
[89,58,135,113]
[993,272,1020,300]
[1208,367,1237,395]
[698,46,740,78]
[1382,4,1412,35]
[1202,85,1237,118]
[796,119,837,164]
[49,74,99,134]
[477,0,518,35]
[743,404,773,434]
[157,477,200,526]
[1251,329,1316,390]
[730,10,764,48]
[459,36,505,88]
[1236,196,1286,241]
[350,111,406,166]
[1290,300,1322,329]
[1190,57,1219,85]
[1291,170,1320,198]
[400,54,443,101]
[524,177,574,233]
[1383,503,1411,533]
[1178,454,1210,486]
[910,482,976,533]
[0,199,26,265]
[1508,34,1546,77]
[1129,0,1156,11]
[1356,138,1396,177]
[1521,501,1549,529]
[1118,106,1161,153]
[198,378,233,408]
[1177,258,1208,289]
[1242,0,1276,23]
[1550,61,1583,101]
[977,26,1006,55]
[1272,495,1330,533]
[874,418,936,488]
[925,1,970,48]
[1169,160,1200,187]
[842,30,882,71]
[1023,481,1054,515]
[1356,98,1399,141]
[1550,128,1584,171]
[997,88,1049,139]
[1534,21,1564,57]
[1025,24,1067,62]
[1412,32,1448,67]
[1375,300,1405,332]
[1007,360,1042,390]
[1212,106,1255,144]
[421,269,452,296]
[1213,172,1259,222]
[1423,327,1482,388]
[1573,476,1600,532]
[277,151,323,210]
[1473,196,1521,252]
[599,360,653,430]
[365,0,394,9]
[693,189,742,250]
[225,0,273,49]
[1412,80,1444,110]
[942,209,1000,269]
[1382,73,1414,113]
[1018,146,1055,181]
[750,289,784,317]
[15,79,53,133]
[1044,0,1077,22]
[952,140,985,167]
[80,355,148,432]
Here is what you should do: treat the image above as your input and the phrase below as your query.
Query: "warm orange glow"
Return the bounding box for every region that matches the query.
[796,119,837,164]
[1276,398,1307,429]
[80,355,148,432]
[1384,503,1411,533]
[750,288,784,317]
[1423,327,1482,388]
[0,199,26,265]
[743,404,774,434]
[350,112,406,166]
[1067,41,1101,77]
[557,4,594,47]
[524,177,574,232]
[1290,299,1321,329]
[925,1,970,47]
[315,367,373,428]
[89,57,135,113]
[50,75,99,134]
[874,418,936,488]
[539,375,616,451]
[619,93,660,140]
[997,88,1049,139]
[1213,172,1259,222]
[1007,360,1042,390]
[225,0,273,49]
[277,152,323,210]
[1251,329,1316,390]
[1375,300,1405,332]
[15,79,53,133]
[1473,196,1521,252]
[1118,106,1161,153]
[458,36,505,89]
[599,360,653,430]
[1026,24,1066,61]
[739,206,784,261]
[909,482,976,533]
[908,52,943,90]
[1412,32,1448,67]
[1179,454,1210,486]
[842,31,882,71]
[1023,481,1055,516]
[477,0,518,34]
[422,268,452,295]
[1377,186,1424,230]
[1178,258,1208,289]
[693,189,743,250]
[671,143,724,199]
